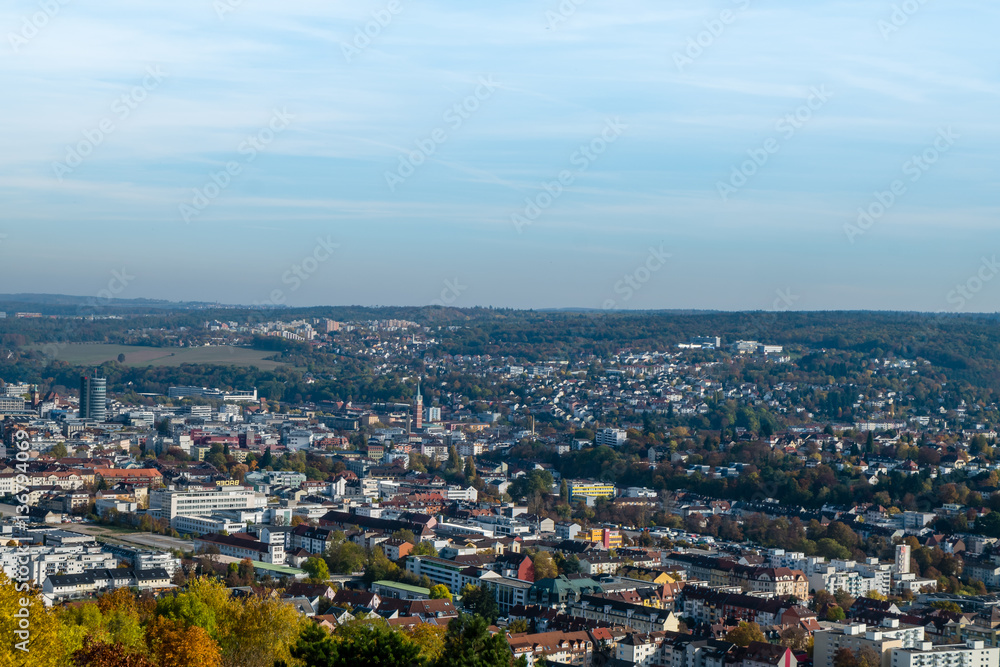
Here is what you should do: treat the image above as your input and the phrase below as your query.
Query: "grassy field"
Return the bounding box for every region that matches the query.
[32,343,285,370]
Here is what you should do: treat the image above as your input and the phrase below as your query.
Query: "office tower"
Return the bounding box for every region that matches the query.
[80,373,107,422]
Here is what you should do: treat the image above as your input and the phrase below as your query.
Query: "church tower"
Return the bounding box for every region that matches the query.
[414,380,423,430]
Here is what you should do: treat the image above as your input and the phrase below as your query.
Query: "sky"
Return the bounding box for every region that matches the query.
[0,0,998,312]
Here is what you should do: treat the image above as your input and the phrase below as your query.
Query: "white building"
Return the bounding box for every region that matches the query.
[149,486,267,527]
[285,429,314,451]
[173,515,249,537]
[0,543,118,587]
[891,642,999,667]
[596,428,628,448]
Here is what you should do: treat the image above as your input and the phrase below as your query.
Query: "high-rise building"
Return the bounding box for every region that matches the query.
[896,544,911,575]
[79,373,107,422]
[413,380,423,430]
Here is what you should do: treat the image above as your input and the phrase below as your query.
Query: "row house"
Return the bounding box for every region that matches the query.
[568,595,681,634]
[679,587,788,627]
[507,630,593,667]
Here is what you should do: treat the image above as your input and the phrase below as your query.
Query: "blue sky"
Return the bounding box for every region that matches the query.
[0,0,998,312]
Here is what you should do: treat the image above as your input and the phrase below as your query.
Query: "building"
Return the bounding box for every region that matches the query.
[194,533,285,565]
[891,642,999,667]
[371,580,430,601]
[556,522,582,540]
[568,481,617,501]
[413,382,423,430]
[596,428,628,448]
[149,486,267,527]
[815,622,925,667]
[582,528,623,550]
[42,568,171,602]
[568,595,680,634]
[508,630,593,666]
[79,373,107,422]
[173,515,248,537]
[896,544,911,575]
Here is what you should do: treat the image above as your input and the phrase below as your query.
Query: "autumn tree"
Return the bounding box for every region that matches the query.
[725,621,766,647]
[146,616,222,667]
[72,639,155,667]
[407,623,447,664]
[834,648,859,667]
[429,584,452,601]
[0,572,66,666]
[530,552,558,581]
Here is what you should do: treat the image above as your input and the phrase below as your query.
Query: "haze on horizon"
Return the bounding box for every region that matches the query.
[0,0,997,313]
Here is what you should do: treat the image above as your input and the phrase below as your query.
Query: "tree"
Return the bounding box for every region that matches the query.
[307,621,423,667]
[865,590,887,601]
[0,572,66,665]
[827,606,847,621]
[833,589,855,612]
[507,619,530,634]
[858,646,881,667]
[930,601,962,613]
[779,626,809,652]
[412,541,439,557]
[437,613,515,667]
[407,623,447,664]
[392,529,417,544]
[725,621,766,647]
[531,552,558,581]
[459,584,500,625]
[51,442,69,459]
[303,557,330,582]
[429,584,452,601]
[834,648,860,667]
[326,541,366,574]
[71,639,154,667]
[146,616,222,667]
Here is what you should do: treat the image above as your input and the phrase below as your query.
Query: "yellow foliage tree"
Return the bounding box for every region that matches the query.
[0,571,66,666]
[407,623,447,663]
[146,616,221,667]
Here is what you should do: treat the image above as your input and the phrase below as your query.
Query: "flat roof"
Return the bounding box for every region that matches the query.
[373,580,431,594]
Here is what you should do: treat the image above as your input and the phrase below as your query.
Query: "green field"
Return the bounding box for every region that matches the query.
[32,344,285,370]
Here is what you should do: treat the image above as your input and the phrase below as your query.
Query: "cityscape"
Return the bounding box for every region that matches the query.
[2,0,999,666]
[4,306,1000,666]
